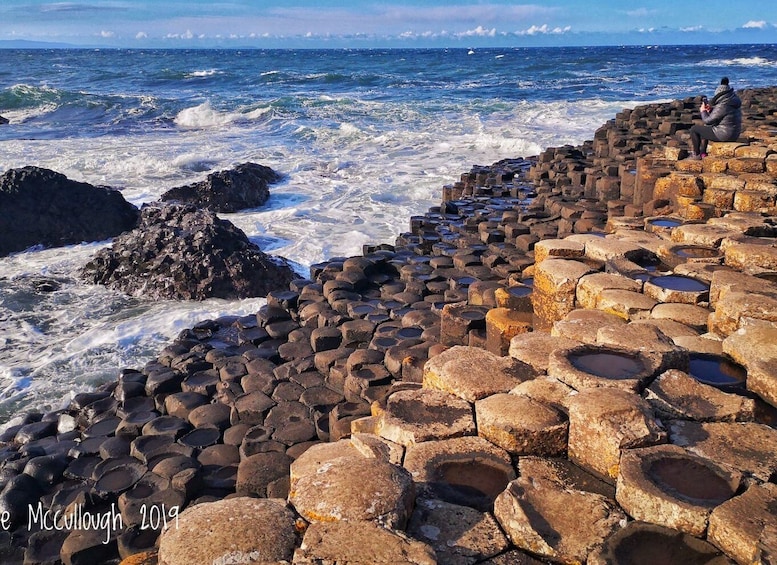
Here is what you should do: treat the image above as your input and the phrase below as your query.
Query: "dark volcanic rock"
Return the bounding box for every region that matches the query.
[0,166,139,257]
[80,203,297,300]
[160,162,281,213]
[0,115,8,125]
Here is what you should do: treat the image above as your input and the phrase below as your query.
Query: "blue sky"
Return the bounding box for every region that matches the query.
[2,1,777,48]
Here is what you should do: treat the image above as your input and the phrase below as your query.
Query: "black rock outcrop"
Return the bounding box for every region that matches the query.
[80,203,297,300]
[0,115,9,125]
[160,162,281,213]
[0,166,140,257]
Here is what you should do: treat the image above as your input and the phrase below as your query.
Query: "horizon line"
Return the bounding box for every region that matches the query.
[2,40,776,50]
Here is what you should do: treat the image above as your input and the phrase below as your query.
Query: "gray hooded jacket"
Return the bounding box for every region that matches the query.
[701,84,742,141]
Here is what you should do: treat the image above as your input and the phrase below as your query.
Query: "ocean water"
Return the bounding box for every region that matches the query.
[2,44,777,424]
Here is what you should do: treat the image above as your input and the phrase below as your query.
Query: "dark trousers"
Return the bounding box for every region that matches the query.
[689,124,722,154]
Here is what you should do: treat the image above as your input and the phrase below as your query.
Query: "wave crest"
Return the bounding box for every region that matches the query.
[700,56,777,67]
[174,101,272,129]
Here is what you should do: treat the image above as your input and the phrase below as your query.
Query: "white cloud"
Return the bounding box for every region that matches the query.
[135,31,147,39]
[742,20,768,29]
[680,25,704,32]
[99,30,114,38]
[518,24,571,36]
[165,29,196,40]
[456,26,496,38]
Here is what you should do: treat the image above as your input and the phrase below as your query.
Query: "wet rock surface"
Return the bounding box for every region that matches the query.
[80,203,297,299]
[159,162,281,213]
[3,89,777,563]
[0,166,139,257]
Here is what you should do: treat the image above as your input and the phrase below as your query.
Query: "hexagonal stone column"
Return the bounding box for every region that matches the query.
[424,345,535,402]
[475,393,567,456]
[669,421,777,482]
[576,272,643,310]
[708,482,777,565]
[588,521,732,565]
[616,444,741,536]
[294,520,436,565]
[374,388,475,446]
[494,474,625,563]
[485,308,533,356]
[723,325,777,408]
[548,344,659,393]
[403,436,514,512]
[645,369,757,422]
[532,259,593,329]
[509,332,580,374]
[289,453,415,529]
[567,387,666,482]
[157,498,297,565]
[407,498,509,564]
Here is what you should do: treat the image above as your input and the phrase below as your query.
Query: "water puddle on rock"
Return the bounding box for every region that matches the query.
[674,246,720,259]
[647,456,735,505]
[688,353,747,390]
[429,461,511,511]
[570,352,644,380]
[648,275,709,292]
[648,218,683,228]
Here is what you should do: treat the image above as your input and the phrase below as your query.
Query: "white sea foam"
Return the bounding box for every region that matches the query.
[186,69,222,78]
[700,57,777,67]
[174,101,235,128]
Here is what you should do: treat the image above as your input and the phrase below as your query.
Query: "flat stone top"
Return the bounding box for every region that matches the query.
[724,242,777,272]
[424,345,535,402]
[534,259,594,290]
[376,387,476,446]
[595,322,683,355]
[289,454,414,527]
[723,325,777,368]
[583,237,644,261]
[710,268,777,305]
[670,223,741,247]
[646,369,756,422]
[568,386,655,416]
[669,420,777,482]
[476,393,565,430]
[708,482,777,565]
[708,212,774,234]
[296,519,436,565]
[533,239,585,263]
[509,332,581,373]
[403,435,514,482]
[158,497,298,565]
[579,272,644,292]
[290,439,363,485]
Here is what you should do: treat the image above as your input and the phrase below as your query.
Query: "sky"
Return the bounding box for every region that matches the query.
[2,1,777,48]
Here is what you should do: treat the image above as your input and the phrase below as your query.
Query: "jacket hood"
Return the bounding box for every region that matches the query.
[712,85,741,108]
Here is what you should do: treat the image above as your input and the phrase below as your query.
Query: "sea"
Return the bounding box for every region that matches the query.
[2,44,777,426]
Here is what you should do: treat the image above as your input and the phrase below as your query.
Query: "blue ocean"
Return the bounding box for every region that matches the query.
[1,44,777,424]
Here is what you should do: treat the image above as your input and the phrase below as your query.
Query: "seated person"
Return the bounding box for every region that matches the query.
[688,77,742,160]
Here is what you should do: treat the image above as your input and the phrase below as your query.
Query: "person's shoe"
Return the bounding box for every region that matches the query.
[700,153,708,158]
[687,152,702,161]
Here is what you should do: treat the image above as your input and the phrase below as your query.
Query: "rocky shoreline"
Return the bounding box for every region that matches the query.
[2,88,777,564]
